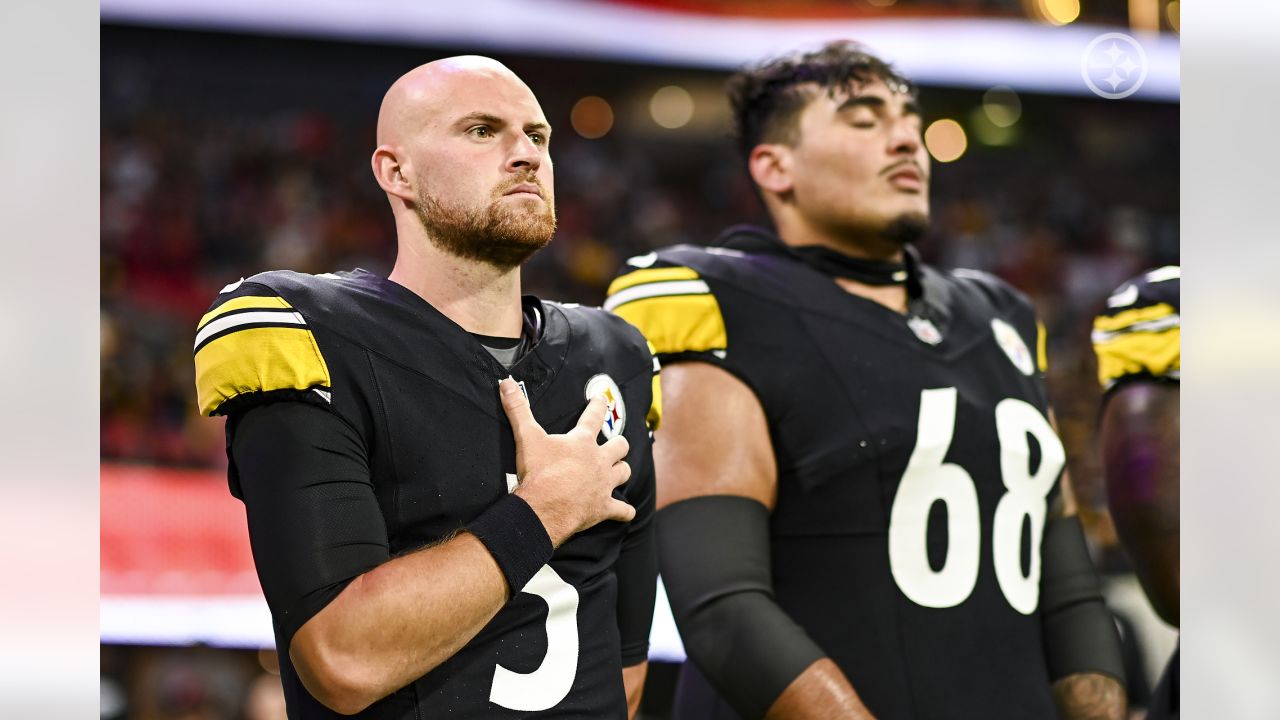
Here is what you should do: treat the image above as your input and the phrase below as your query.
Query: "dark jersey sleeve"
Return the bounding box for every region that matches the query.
[193,280,334,418]
[229,401,390,647]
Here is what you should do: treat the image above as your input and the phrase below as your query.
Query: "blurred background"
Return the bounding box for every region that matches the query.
[100,1,1178,717]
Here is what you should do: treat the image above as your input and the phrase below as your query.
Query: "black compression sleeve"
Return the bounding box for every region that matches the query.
[658,496,825,720]
[230,401,389,648]
[615,455,658,666]
[1040,515,1127,684]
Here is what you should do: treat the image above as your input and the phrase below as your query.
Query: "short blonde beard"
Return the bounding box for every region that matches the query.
[413,180,556,270]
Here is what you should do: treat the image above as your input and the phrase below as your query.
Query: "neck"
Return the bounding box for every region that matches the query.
[388,220,524,337]
[775,211,905,263]
[774,213,908,313]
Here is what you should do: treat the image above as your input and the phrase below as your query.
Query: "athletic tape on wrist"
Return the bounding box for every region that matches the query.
[469,493,554,596]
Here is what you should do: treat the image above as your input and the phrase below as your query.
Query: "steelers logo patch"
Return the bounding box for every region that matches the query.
[991,318,1035,376]
[584,373,626,439]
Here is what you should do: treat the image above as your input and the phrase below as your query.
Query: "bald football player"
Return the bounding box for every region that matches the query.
[194,57,660,719]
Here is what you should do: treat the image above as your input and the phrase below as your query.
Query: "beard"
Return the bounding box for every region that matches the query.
[413,177,556,270]
[880,211,930,247]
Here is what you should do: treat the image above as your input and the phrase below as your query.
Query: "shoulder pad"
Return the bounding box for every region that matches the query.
[1092,267,1180,389]
[604,250,728,358]
[193,275,333,416]
[552,301,664,431]
[949,267,1033,311]
[947,268,1048,373]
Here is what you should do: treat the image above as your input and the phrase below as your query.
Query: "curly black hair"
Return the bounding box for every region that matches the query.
[726,40,917,161]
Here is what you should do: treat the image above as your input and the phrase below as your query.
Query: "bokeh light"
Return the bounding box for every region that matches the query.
[649,85,694,129]
[924,119,968,163]
[982,86,1022,128]
[570,96,613,139]
[969,107,1018,147]
[1038,0,1080,25]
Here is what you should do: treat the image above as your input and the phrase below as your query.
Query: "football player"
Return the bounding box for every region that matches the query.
[194,57,659,718]
[1094,266,1180,719]
[607,42,1125,719]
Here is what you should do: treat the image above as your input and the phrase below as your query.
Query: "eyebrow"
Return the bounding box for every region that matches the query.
[456,111,551,134]
[836,95,921,117]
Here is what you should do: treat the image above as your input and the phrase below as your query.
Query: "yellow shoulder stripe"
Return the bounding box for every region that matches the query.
[646,340,663,431]
[612,293,727,357]
[1094,326,1180,388]
[1093,302,1176,333]
[195,325,332,416]
[199,294,294,330]
[1036,321,1048,374]
[607,266,700,296]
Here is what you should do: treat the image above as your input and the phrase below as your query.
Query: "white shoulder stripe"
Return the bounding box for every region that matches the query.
[194,310,307,350]
[604,280,710,311]
[1145,266,1180,283]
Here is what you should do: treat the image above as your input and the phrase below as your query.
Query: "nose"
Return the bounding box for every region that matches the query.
[888,117,922,158]
[507,132,542,174]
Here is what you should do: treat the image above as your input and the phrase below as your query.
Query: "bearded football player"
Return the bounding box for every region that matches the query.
[194,57,659,718]
[607,42,1125,719]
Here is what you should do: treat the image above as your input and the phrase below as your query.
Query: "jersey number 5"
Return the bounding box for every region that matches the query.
[888,387,1065,614]
[489,565,580,711]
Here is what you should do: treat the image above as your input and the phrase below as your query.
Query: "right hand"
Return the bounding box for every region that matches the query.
[499,377,634,546]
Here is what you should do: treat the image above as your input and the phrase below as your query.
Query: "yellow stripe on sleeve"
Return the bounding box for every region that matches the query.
[199,295,294,330]
[646,341,663,431]
[194,325,332,416]
[1093,302,1176,333]
[1094,327,1180,388]
[1036,321,1048,374]
[612,294,727,357]
[607,267,701,296]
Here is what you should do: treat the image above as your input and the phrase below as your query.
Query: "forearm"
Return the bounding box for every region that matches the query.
[1051,672,1126,720]
[764,658,875,720]
[291,532,509,713]
[1110,508,1179,625]
[660,497,829,719]
[623,661,647,719]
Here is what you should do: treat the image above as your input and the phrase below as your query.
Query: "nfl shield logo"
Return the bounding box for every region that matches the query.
[907,315,943,346]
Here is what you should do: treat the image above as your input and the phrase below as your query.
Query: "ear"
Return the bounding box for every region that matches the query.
[371,145,415,202]
[747,143,794,198]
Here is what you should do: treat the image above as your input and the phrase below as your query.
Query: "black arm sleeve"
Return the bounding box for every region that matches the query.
[615,451,658,667]
[1040,515,1127,684]
[658,495,826,720]
[229,401,390,648]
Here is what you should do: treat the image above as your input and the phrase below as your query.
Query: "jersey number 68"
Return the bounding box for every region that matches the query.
[888,388,1065,614]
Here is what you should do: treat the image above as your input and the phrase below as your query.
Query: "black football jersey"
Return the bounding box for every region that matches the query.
[1093,266,1180,394]
[194,269,659,719]
[607,228,1066,718]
